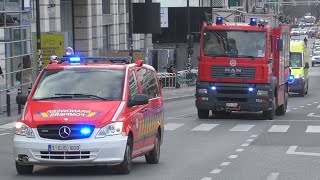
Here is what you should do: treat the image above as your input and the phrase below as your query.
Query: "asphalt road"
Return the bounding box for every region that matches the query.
[0,36,320,180]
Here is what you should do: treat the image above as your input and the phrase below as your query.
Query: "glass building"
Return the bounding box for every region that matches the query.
[0,0,32,113]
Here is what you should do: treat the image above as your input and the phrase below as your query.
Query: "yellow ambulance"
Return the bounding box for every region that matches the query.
[288,40,309,96]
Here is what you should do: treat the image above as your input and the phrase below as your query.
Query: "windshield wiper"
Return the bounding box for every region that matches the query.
[55,93,107,100]
[234,55,256,59]
[33,95,74,100]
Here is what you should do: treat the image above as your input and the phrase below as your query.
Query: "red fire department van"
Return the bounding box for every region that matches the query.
[14,49,164,174]
[195,14,290,120]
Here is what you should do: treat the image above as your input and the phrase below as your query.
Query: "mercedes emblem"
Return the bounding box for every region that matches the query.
[58,126,71,138]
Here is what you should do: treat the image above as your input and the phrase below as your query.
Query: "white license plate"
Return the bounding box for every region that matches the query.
[48,144,80,152]
[226,103,238,108]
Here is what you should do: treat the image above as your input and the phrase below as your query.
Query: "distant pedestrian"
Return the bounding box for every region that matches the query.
[21,55,32,95]
[0,64,3,78]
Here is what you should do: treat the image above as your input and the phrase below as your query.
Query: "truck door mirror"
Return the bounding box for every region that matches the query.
[305,62,310,69]
[277,38,283,51]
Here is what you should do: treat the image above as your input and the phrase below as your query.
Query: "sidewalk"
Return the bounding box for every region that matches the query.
[0,86,195,125]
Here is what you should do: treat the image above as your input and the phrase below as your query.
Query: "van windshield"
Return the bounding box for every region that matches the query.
[33,69,124,100]
[290,52,302,67]
[203,30,266,58]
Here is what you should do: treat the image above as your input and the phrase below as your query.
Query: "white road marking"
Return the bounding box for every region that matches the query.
[201,178,212,180]
[266,172,280,180]
[246,139,254,142]
[164,123,184,131]
[229,124,255,132]
[293,108,298,110]
[286,146,320,157]
[0,122,15,129]
[210,169,221,174]
[314,102,319,104]
[267,125,290,132]
[317,105,320,108]
[220,162,231,166]
[300,106,305,108]
[286,110,291,112]
[192,124,219,131]
[306,126,320,133]
[241,143,250,147]
[307,104,312,106]
[166,112,196,119]
[228,155,238,159]
[250,135,258,138]
[0,133,10,136]
[307,113,320,118]
[236,148,244,152]
[265,119,320,122]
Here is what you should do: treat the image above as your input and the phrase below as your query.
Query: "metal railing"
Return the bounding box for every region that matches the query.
[157,71,197,90]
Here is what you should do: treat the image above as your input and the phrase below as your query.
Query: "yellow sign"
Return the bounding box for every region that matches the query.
[33,33,65,69]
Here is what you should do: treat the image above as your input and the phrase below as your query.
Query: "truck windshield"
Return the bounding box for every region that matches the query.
[33,69,124,100]
[203,30,266,58]
[290,52,302,67]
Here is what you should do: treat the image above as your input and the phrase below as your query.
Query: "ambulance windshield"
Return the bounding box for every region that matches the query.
[203,30,266,58]
[33,69,124,100]
[290,52,302,67]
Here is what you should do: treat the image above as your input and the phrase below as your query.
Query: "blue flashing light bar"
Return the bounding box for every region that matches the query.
[54,56,133,64]
[80,127,91,136]
[250,18,257,26]
[289,75,294,82]
[248,87,254,92]
[211,86,217,90]
[216,16,223,25]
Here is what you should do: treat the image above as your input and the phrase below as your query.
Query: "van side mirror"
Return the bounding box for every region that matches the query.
[277,38,283,51]
[305,62,310,69]
[129,94,149,107]
[16,94,28,105]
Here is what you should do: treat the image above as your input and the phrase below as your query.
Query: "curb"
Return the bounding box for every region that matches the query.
[163,94,195,102]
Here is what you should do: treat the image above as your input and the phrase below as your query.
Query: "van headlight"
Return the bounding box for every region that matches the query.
[15,122,35,138]
[96,122,123,138]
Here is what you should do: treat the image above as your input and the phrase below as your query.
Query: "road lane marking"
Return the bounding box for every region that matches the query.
[229,124,255,132]
[192,124,219,131]
[241,143,250,147]
[228,155,238,159]
[210,169,221,174]
[317,105,320,108]
[164,123,184,131]
[286,146,320,157]
[300,106,305,108]
[246,139,254,142]
[267,125,290,132]
[306,126,320,133]
[166,112,196,119]
[236,149,244,152]
[307,104,312,106]
[0,122,15,129]
[293,108,297,110]
[250,135,258,138]
[266,172,280,180]
[201,178,212,180]
[314,102,319,104]
[307,113,320,118]
[0,133,10,136]
[220,162,231,166]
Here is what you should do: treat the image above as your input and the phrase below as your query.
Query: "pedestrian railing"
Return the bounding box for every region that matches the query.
[157,72,197,90]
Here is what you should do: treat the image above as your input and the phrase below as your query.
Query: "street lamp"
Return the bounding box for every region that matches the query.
[36,0,42,73]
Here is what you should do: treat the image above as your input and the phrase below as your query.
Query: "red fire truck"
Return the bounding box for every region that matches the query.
[195,14,290,120]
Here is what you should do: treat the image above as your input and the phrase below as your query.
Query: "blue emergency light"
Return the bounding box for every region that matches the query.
[250,18,257,26]
[248,87,254,92]
[53,56,133,64]
[69,57,81,63]
[80,127,91,136]
[289,75,294,82]
[216,16,223,25]
[211,86,217,90]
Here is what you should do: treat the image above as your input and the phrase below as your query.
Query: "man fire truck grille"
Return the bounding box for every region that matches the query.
[211,66,255,79]
[37,124,95,140]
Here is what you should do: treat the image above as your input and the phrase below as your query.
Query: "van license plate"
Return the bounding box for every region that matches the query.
[48,144,80,152]
[226,103,238,108]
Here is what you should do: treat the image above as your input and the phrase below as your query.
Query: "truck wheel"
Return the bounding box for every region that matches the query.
[145,133,160,164]
[15,162,33,175]
[198,109,209,119]
[276,92,288,116]
[117,139,132,174]
[263,97,275,120]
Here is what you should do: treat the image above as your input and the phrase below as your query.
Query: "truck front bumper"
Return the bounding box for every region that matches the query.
[195,82,273,112]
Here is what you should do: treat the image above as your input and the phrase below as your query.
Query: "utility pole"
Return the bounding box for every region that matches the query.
[187,0,191,64]
[36,0,42,73]
[144,0,152,65]
[128,0,133,61]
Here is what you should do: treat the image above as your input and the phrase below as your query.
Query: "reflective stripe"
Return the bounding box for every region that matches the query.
[111,101,126,122]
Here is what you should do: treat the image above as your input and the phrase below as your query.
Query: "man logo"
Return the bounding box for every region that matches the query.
[230,60,237,67]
